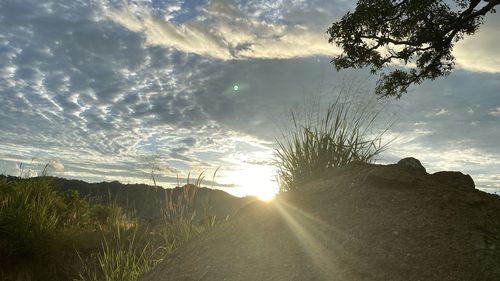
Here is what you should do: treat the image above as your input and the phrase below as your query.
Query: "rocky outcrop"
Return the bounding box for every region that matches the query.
[384,157,475,192]
[431,171,475,191]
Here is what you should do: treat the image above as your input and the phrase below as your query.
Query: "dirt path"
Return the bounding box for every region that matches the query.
[140,162,500,281]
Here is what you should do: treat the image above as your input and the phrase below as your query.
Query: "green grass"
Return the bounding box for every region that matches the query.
[0,178,60,255]
[0,174,216,281]
[75,225,154,281]
[275,92,392,192]
[76,176,212,281]
[0,177,96,280]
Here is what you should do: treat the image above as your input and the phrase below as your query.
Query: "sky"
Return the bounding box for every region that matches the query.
[0,0,499,198]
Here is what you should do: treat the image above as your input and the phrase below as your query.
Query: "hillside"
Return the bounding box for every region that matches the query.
[0,175,255,221]
[140,158,500,281]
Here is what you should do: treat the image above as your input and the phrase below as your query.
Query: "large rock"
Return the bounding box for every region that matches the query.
[396,157,427,175]
[430,171,475,191]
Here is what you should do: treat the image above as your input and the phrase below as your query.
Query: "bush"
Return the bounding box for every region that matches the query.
[275,91,392,192]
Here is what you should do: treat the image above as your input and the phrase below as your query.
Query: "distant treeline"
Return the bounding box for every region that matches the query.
[0,175,255,221]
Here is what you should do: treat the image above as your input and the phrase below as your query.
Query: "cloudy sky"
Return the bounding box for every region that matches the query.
[0,0,499,198]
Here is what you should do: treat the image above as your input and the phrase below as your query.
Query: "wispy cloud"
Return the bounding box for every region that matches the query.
[425,108,450,118]
[103,0,338,60]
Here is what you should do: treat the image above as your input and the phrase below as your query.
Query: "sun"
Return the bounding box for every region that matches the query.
[249,179,278,202]
[222,164,278,202]
[256,190,276,202]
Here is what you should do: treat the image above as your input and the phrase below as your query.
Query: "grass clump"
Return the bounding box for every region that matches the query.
[76,226,153,281]
[275,91,392,192]
[0,177,60,258]
[76,176,212,281]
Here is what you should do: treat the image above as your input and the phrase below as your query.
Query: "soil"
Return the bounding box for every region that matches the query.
[140,161,500,281]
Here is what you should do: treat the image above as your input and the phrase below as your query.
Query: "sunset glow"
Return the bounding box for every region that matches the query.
[221,164,278,202]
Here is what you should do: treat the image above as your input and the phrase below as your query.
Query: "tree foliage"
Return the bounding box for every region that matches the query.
[327,0,499,98]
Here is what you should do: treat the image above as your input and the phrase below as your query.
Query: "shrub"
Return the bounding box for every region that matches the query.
[275,91,392,192]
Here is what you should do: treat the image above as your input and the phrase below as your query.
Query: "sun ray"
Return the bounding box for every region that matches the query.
[273,200,369,279]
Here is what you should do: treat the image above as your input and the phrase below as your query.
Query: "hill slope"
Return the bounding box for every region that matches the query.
[140,160,500,281]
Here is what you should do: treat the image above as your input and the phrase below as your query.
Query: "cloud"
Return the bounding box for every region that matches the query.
[453,13,500,73]
[0,0,220,184]
[426,108,450,117]
[103,0,338,60]
[489,107,500,117]
[102,0,500,74]
[48,159,65,172]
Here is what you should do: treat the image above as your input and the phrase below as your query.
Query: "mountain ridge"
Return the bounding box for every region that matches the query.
[0,175,256,221]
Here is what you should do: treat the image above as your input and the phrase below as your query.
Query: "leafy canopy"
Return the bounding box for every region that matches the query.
[327,0,499,98]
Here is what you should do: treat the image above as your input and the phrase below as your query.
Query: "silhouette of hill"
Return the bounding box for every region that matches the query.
[140,159,500,281]
[0,175,256,221]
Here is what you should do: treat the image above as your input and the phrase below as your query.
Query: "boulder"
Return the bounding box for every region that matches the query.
[396,157,427,175]
[431,171,475,191]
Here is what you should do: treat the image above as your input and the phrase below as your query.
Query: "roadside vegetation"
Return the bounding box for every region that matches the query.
[0,173,215,281]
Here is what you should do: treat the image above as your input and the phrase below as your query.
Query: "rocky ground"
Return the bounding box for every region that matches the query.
[140,159,500,281]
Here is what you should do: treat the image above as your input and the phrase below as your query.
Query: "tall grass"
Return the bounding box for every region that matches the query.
[75,225,153,281]
[275,91,392,192]
[152,172,215,261]
[0,178,60,258]
[0,177,131,280]
[76,172,216,281]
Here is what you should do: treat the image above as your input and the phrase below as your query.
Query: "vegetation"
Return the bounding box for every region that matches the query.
[0,174,215,281]
[275,91,391,192]
[76,226,153,281]
[327,0,500,97]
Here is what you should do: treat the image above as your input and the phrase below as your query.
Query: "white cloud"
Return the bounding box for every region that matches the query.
[103,0,338,60]
[49,159,65,172]
[489,107,500,117]
[454,14,500,73]
[426,108,449,117]
[435,108,449,116]
[103,0,500,74]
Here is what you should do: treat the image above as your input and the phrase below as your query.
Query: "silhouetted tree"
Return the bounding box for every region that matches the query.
[327,0,499,98]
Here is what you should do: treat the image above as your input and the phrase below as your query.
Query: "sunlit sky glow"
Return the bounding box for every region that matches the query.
[0,0,499,198]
